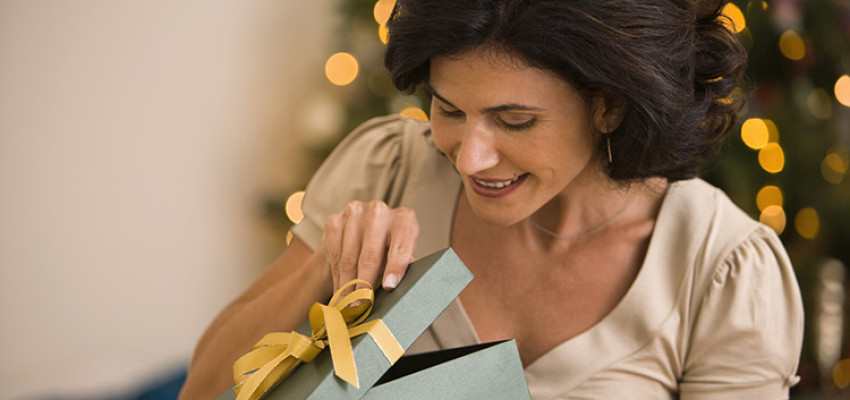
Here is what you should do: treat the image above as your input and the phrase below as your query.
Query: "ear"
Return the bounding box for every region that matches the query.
[591,94,626,133]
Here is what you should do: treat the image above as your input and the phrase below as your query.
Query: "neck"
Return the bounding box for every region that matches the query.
[533,163,630,232]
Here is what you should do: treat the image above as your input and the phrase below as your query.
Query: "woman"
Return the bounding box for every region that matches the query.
[181,0,804,398]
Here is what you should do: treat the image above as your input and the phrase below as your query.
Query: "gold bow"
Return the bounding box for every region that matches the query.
[232,280,404,400]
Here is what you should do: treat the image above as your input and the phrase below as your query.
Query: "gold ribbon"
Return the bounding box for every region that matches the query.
[232,280,404,400]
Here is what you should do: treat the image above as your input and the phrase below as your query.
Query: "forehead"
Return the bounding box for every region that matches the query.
[428,50,578,106]
[431,48,542,78]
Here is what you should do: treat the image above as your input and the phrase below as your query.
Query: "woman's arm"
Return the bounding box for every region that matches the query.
[180,117,423,398]
[179,238,332,399]
[179,200,419,399]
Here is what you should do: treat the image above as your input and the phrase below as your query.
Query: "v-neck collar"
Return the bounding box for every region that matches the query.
[421,179,716,396]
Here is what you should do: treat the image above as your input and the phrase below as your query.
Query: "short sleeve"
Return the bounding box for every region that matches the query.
[291,116,408,250]
[680,225,804,399]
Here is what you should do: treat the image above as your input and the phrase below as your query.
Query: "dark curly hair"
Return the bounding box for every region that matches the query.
[384,0,746,182]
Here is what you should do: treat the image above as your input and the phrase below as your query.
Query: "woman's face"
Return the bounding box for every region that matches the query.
[429,50,603,227]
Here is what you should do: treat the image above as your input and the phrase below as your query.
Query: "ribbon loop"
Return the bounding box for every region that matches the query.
[287,332,323,362]
[232,280,403,400]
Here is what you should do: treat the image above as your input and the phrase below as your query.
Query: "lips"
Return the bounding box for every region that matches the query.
[473,175,522,188]
[468,173,528,198]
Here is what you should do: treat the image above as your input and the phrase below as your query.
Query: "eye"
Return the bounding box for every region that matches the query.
[496,113,537,131]
[437,106,465,119]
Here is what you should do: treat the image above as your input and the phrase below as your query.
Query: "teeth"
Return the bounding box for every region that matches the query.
[474,175,521,189]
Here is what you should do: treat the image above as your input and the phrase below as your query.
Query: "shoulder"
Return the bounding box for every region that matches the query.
[661,178,764,266]
[661,178,798,303]
[665,180,803,396]
[330,114,435,160]
[312,115,440,187]
[292,115,449,250]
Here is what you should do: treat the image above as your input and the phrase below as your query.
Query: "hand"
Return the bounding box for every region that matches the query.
[321,200,419,294]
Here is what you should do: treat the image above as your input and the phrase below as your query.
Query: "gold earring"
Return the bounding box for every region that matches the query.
[606,134,613,164]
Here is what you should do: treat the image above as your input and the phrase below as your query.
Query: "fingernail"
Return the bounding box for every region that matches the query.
[383,274,399,289]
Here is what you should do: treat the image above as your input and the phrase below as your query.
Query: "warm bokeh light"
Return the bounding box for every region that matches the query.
[836,75,850,107]
[763,119,779,143]
[834,359,850,389]
[779,30,806,60]
[822,150,849,184]
[325,52,359,86]
[285,191,305,224]
[400,107,429,121]
[378,25,389,44]
[807,88,832,120]
[825,151,849,173]
[373,0,396,26]
[286,230,294,246]
[760,205,786,235]
[721,3,746,33]
[756,185,783,212]
[741,118,769,149]
[795,207,820,239]
[759,143,785,173]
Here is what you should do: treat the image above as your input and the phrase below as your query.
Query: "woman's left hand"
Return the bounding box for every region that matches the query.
[320,200,420,294]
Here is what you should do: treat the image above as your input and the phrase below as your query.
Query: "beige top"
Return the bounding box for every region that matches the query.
[292,115,804,400]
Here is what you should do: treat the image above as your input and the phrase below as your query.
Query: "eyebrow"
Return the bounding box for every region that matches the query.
[427,85,546,114]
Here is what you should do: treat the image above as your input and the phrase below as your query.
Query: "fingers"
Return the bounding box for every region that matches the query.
[357,204,391,291]
[338,202,366,292]
[322,210,345,291]
[321,201,418,297]
[382,207,418,290]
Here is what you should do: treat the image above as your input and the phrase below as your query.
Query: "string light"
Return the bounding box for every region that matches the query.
[325,52,360,86]
[721,3,746,33]
[747,0,768,11]
[756,185,783,212]
[835,359,850,389]
[828,150,849,173]
[821,149,849,184]
[807,88,832,120]
[373,0,395,26]
[836,74,850,107]
[299,95,346,147]
[758,143,785,173]
[779,30,806,61]
[794,207,820,239]
[741,118,769,149]
[764,119,780,143]
[819,261,846,389]
[378,25,389,44]
[286,231,294,246]
[400,107,428,121]
[285,191,305,224]
[760,205,786,234]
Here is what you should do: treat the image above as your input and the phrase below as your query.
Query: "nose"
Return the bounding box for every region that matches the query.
[454,119,500,176]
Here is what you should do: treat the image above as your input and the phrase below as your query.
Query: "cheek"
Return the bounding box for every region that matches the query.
[429,119,459,159]
[532,127,596,172]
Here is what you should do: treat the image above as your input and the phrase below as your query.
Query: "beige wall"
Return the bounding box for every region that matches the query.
[0,1,335,398]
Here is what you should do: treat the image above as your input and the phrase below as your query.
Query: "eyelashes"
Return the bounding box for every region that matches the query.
[436,106,537,132]
[436,107,464,119]
[500,118,536,131]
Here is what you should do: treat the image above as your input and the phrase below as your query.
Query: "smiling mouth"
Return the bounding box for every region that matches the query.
[472,174,526,189]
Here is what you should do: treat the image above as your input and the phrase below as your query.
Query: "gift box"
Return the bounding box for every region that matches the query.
[218,247,531,400]
[363,340,529,399]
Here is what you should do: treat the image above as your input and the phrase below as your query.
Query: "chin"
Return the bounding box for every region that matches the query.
[468,203,528,228]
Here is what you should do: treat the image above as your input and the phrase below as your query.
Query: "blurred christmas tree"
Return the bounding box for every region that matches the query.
[703,1,850,397]
[273,0,850,397]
